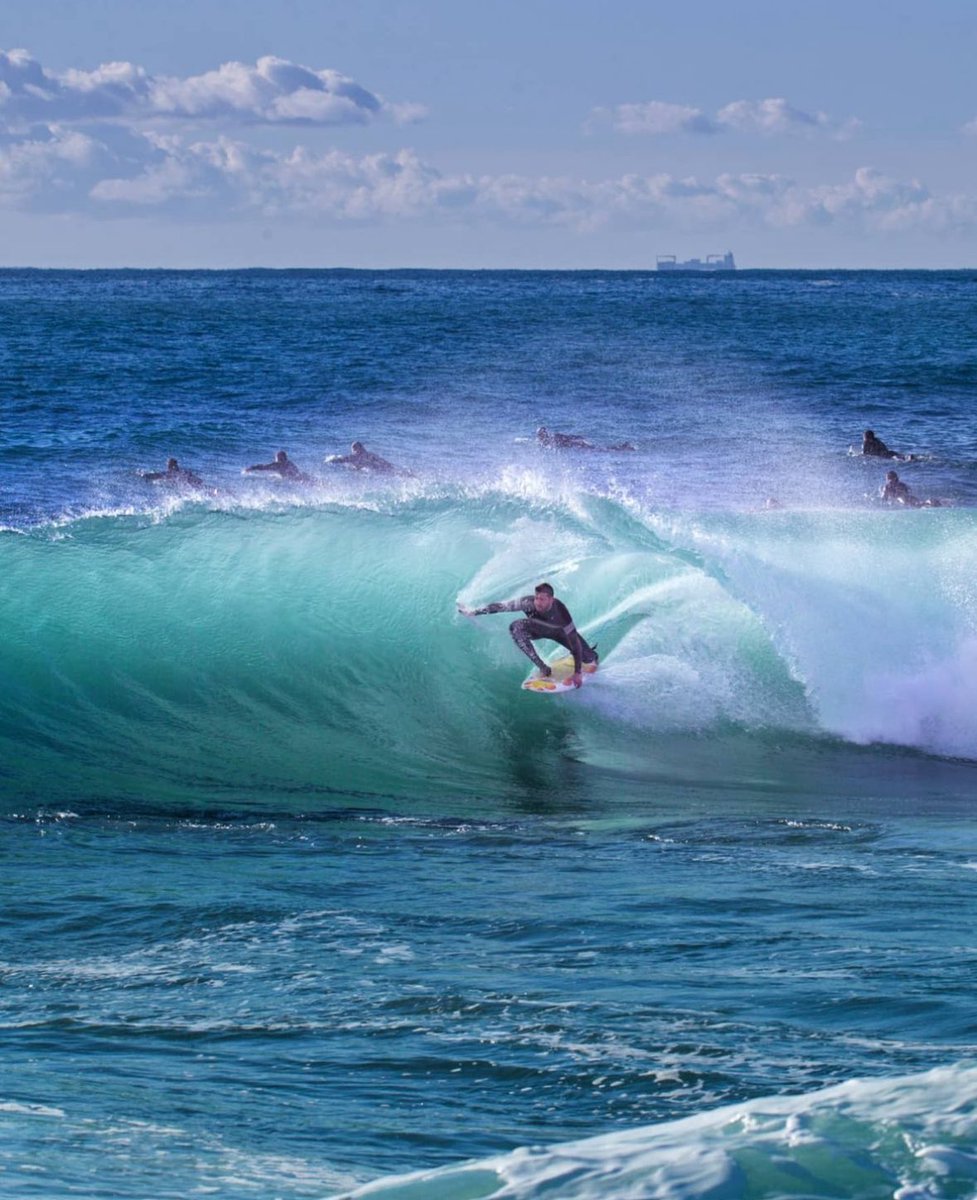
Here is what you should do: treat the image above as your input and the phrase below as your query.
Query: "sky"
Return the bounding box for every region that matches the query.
[2,0,976,268]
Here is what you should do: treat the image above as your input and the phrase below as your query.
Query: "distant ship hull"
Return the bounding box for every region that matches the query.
[657,252,736,272]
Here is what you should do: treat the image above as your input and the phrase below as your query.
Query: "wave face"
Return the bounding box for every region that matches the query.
[4,485,977,810]
[343,1064,977,1199]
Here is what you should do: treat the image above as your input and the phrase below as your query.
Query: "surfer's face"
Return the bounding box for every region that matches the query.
[534,592,554,614]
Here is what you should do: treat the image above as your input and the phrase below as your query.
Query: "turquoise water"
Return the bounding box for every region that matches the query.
[2,270,977,1197]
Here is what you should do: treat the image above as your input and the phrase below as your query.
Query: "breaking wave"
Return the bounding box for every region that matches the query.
[3,481,977,810]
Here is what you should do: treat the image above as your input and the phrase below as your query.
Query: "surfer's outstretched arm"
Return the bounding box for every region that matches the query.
[459,599,526,617]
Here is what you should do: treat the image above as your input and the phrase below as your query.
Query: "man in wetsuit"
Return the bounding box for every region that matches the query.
[880,470,941,507]
[537,426,595,450]
[459,581,598,688]
[327,441,400,474]
[880,470,915,504]
[244,450,310,481]
[537,426,636,452]
[862,430,902,459]
[142,458,205,487]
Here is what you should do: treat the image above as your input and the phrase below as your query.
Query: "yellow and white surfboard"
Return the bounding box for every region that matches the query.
[521,654,598,694]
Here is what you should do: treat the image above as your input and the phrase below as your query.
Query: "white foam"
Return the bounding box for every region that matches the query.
[344,1063,977,1199]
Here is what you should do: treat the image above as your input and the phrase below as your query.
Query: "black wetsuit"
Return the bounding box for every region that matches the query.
[863,436,899,459]
[247,459,307,480]
[144,466,204,487]
[471,595,597,673]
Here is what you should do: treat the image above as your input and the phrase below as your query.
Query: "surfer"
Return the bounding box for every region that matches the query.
[880,470,941,507]
[537,426,595,450]
[537,426,636,452]
[244,450,310,481]
[459,581,598,689]
[142,458,205,488]
[326,441,401,474]
[862,430,903,460]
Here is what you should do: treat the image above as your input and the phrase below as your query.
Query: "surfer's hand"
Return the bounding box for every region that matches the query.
[569,671,582,688]
[457,604,473,616]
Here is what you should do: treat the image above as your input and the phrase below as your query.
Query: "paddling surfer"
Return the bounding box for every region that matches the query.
[880,470,941,507]
[142,458,205,488]
[536,426,636,452]
[862,430,905,460]
[326,442,403,474]
[244,450,310,481]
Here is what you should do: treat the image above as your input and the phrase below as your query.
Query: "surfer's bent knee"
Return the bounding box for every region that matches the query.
[509,618,529,644]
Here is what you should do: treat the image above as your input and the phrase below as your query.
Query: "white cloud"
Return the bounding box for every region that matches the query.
[0,48,422,129]
[587,101,716,136]
[0,95,971,237]
[592,95,860,139]
[65,133,975,235]
[0,124,108,205]
[716,98,860,139]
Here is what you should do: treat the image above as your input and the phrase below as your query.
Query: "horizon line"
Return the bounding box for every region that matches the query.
[1,264,976,273]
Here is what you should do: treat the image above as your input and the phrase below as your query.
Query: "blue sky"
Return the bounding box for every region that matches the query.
[2,0,976,267]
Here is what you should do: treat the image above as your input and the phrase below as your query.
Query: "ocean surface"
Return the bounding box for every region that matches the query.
[2,268,977,1199]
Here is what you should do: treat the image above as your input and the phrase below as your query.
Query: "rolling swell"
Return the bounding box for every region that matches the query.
[3,486,977,811]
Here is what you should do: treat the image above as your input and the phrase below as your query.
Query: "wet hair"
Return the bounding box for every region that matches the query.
[864,430,875,438]
[534,582,555,596]
[351,441,365,453]
[276,450,288,462]
[886,470,898,481]
[167,458,178,469]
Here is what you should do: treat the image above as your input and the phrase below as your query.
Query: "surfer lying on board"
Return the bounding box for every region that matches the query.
[459,581,598,688]
[326,441,404,475]
[142,458,205,488]
[243,450,311,482]
[880,470,941,507]
[537,426,636,452]
[862,430,908,460]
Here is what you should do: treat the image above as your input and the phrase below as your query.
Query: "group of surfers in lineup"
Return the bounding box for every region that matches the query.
[142,427,635,490]
[142,425,938,691]
[142,442,403,489]
[145,424,940,509]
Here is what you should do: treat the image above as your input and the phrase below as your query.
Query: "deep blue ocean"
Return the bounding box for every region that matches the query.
[2,269,977,1198]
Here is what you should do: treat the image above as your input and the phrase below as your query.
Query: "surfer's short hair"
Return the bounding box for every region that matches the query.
[534,582,554,596]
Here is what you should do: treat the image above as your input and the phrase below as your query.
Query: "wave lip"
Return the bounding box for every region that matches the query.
[338,1062,977,1199]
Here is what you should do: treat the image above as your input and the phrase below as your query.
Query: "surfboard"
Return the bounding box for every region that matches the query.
[522,654,598,694]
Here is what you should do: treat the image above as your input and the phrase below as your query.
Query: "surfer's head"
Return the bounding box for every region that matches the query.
[167,458,178,470]
[351,442,365,454]
[534,581,555,613]
[276,450,288,463]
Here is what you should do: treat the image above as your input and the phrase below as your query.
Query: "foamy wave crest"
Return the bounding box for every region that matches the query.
[340,1063,977,1199]
[649,508,977,759]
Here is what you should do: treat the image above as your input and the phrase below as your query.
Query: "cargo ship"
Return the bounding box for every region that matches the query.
[656,251,736,272]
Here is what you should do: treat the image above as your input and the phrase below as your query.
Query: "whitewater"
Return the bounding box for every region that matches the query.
[2,268,976,1198]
